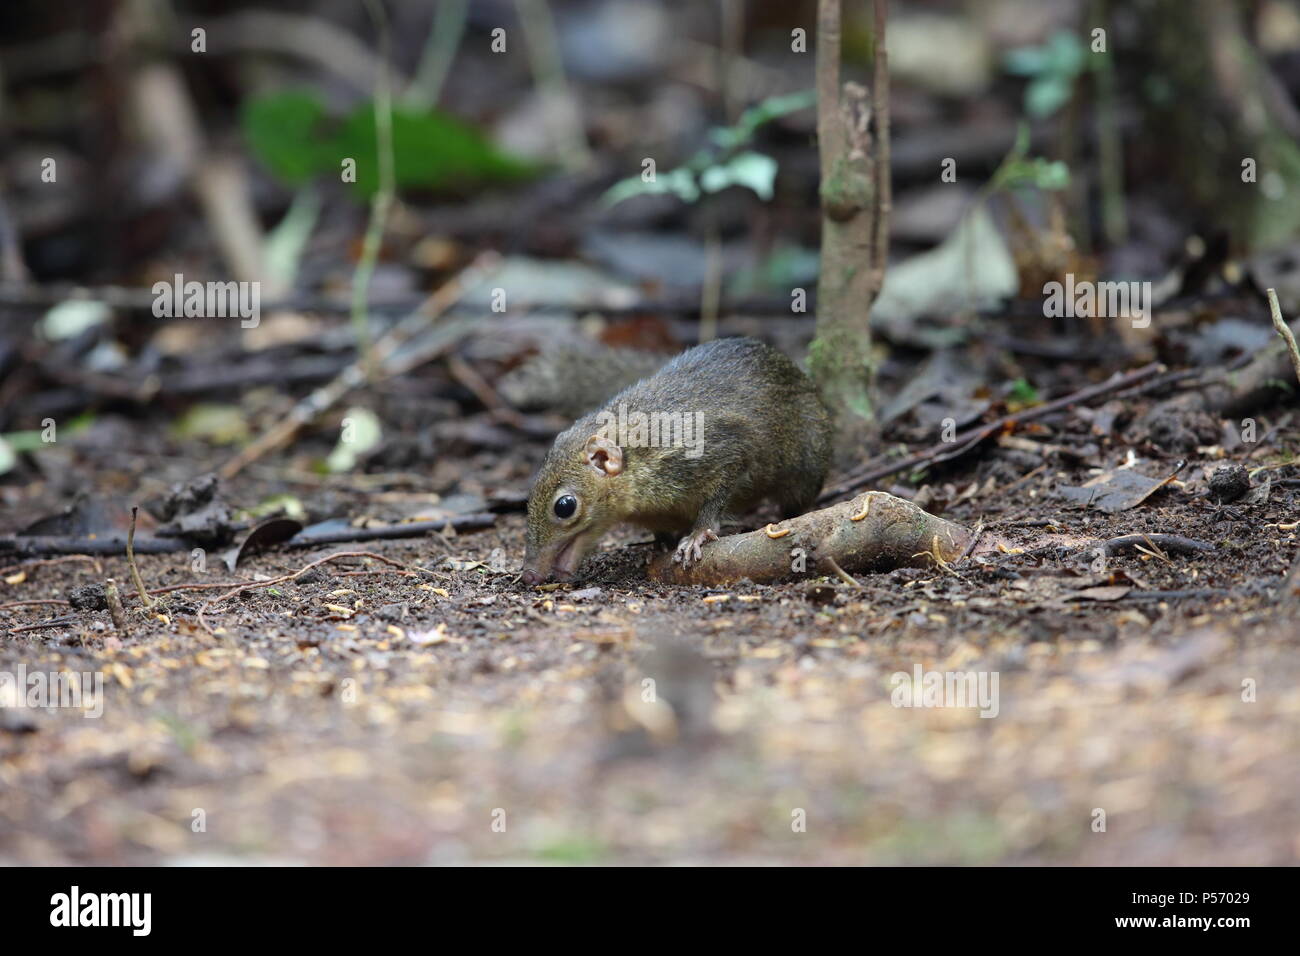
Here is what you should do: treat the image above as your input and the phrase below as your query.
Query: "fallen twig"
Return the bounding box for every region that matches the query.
[130,581,249,600]
[1138,292,1300,423]
[0,533,191,558]
[6,616,77,635]
[0,513,495,560]
[447,355,527,428]
[819,362,1165,503]
[1134,536,1173,566]
[286,514,496,548]
[1123,589,1234,602]
[995,464,1047,498]
[336,568,441,578]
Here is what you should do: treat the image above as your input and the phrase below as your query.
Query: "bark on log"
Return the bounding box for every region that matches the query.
[648,491,970,586]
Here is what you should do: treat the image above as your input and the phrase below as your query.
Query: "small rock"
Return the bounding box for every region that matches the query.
[376,602,409,622]
[156,472,219,520]
[155,472,234,546]
[1208,463,1250,502]
[68,583,107,611]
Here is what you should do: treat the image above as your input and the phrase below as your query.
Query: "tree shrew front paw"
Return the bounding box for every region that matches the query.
[673,527,719,567]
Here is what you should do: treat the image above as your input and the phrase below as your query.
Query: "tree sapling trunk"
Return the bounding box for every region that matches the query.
[809,0,891,439]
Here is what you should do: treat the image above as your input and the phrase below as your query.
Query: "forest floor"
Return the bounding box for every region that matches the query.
[3,400,1298,866]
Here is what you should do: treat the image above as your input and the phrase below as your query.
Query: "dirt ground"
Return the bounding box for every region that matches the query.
[3,410,1298,866]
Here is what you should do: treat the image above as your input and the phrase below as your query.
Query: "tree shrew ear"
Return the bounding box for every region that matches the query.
[584,434,624,476]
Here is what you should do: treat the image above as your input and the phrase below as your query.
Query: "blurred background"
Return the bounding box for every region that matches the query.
[2,0,1300,473]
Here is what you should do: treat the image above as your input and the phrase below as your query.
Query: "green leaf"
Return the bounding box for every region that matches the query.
[1032,159,1070,191]
[1003,46,1051,77]
[246,493,307,520]
[0,430,46,454]
[1026,74,1074,119]
[1008,377,1040,406]
[700,151,778,199]
[711,89,815,151]
[241,91,534,196]
[1011,120,1031,158]
[1,414,95,465]
[1045,31,1086,76]
[1004,31,1086,119]
[242,91,332,185]
[604,90,810,209]
[997,156,1071,192]
[1004,31,1085,80]
[335,105,535,195]
[602,167,701,207]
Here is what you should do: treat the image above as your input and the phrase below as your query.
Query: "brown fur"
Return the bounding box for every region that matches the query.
[522,337,835,582]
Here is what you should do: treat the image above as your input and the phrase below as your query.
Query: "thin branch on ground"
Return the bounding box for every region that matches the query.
[820,361,1166,502]
[6,616,77,635]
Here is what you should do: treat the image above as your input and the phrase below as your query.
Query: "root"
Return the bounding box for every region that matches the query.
[647,491,972,586]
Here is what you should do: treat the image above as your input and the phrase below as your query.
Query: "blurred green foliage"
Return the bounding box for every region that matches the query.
[1008,377,1041,407]
[603,89,814,208]
[990,122,1070,193]
[1004,30,1088,119]
[242,91,535,196]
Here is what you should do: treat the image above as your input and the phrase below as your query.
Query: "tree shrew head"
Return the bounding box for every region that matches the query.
[521,433,624,585]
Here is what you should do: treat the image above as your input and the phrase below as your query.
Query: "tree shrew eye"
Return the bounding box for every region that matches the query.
[554,495,577,519]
